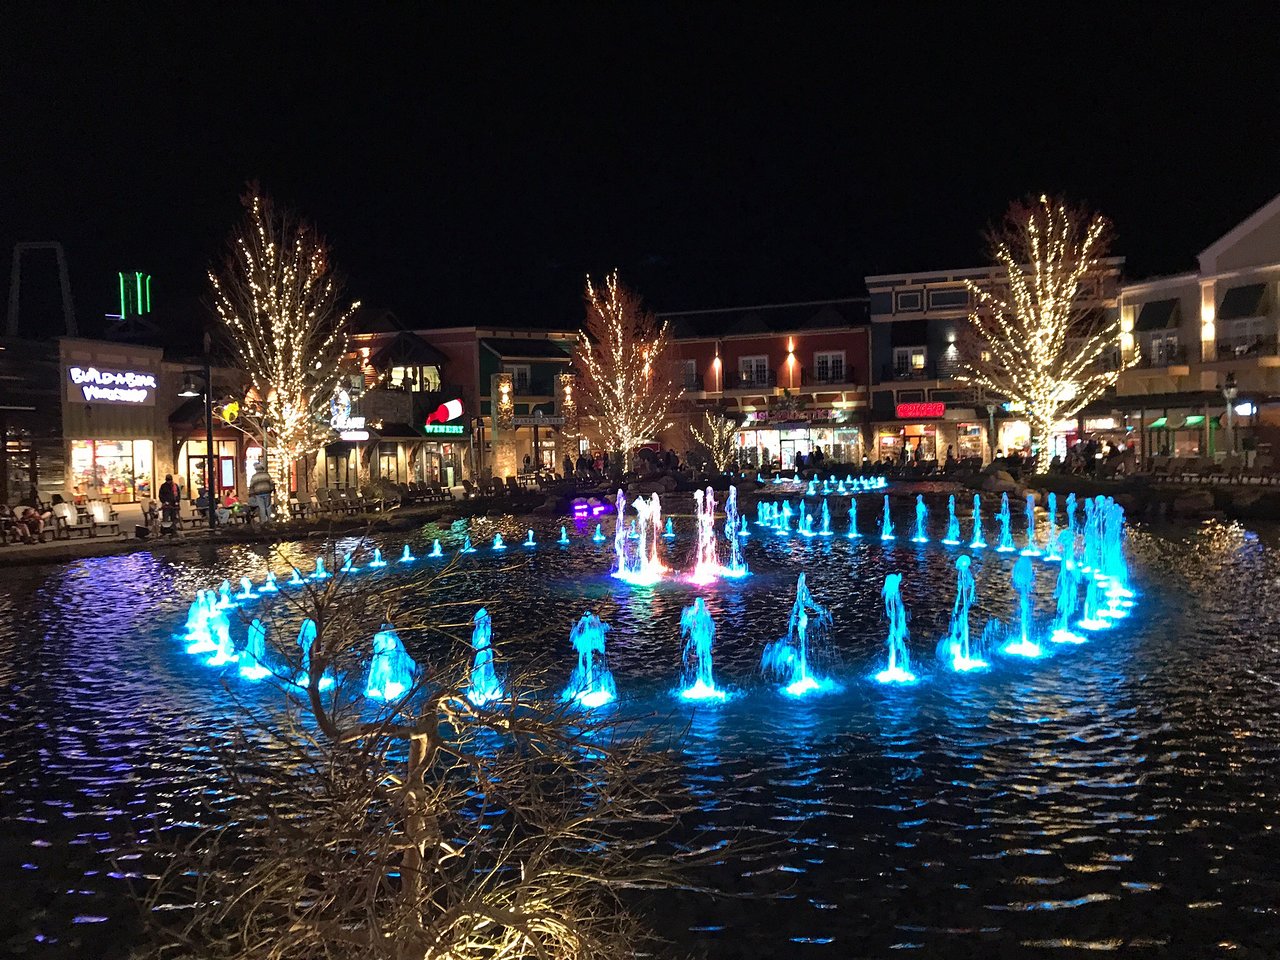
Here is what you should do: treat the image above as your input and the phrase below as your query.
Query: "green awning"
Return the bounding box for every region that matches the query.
[1135,299,1180,331]
[1180,415,1205,428]
[1217,283,1267,321]
[1148,417,1168,429]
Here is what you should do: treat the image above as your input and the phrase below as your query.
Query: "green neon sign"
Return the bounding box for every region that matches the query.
[422,424,465,435]
[118,271,153,318]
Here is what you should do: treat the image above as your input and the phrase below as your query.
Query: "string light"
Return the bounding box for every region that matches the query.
[960,195,1135,471]
[690,410,739,471]
[575,270,682,456]
[208,187,358,486]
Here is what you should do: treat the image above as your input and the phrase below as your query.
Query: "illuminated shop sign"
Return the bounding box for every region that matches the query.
[68,366,158,405]
[895,401,945,419]
[422,423,466,435]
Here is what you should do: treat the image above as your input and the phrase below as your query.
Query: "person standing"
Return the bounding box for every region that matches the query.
[159,474,181,527]
[249,462,274,522]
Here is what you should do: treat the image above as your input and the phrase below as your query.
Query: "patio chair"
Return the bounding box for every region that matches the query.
[88,500,121,537]
[52,501,91,539]
[1243,454,1274,484]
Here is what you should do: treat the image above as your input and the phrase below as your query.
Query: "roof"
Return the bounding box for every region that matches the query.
[1199,192,1280,271]
[350,306,407,335]
[480,337,573,361]
[368,332,449,369]
[661,298,868,339]
[1134,298,1180,332]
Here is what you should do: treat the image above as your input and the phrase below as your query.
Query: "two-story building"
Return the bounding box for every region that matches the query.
[865,259,1124,463]
[1115,191,1280,461]
[662,299,871,468]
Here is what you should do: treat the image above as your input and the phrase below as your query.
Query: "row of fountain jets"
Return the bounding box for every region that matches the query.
[176,486,1132,708]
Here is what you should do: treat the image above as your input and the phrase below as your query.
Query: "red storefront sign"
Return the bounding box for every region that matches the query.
[896,401,945,419]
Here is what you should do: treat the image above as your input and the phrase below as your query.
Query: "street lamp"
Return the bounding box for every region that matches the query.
[1221,371,1238,455]
[179,357,217,531]
[985,402,997,462]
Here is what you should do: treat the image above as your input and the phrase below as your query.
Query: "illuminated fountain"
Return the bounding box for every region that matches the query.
[294,618,333,691]
[1021,494,1041,556]
[1049,533,1084,644]
[911,494,929,543]
[1102,499,1134,605]
[1065,491,1079,538]
[806,479,817,497]
[846,498,860,538]
[756,502,768,526]
[739,515,749,537]
[460,536,476,554]
[797,502,815,537]
[1078,576,1111,631]
[666,517,677,539]
[184,592,218,654]
[238,619,271,680]
[217,580,234,608]
[365,625,415,700]
[340,552,358,573]
[691,488,721,584]
[969,493,986,549]
[942,495,961,545]
[995,493,1015,552]
[369,548,387,568]
[205,612,237,667]
[492,534,506,551]
[818,499,832,536]
[466,607,503,706]
[1002,555,1042,657]
[260,572,278,593]
[561,612,616,708]
[1044,493,1060,562]
[774,502,791,536]
[428,539,444,557]
[523,529,536,547]
[615,492,666,585]
[558,526,570,545]
[875,573,916,684]
[288,568,304,586]
[311,558,329,579]
[679,597,727,701]
[721,486,749,578]
[628,519,639,540]
[400,544,416,563]
[593,524,606,543]
[944,555,987,671]
[880,495,895,540]
[762,572,836,696]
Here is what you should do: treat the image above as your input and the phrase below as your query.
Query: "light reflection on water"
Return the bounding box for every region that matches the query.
[1,511,1279,957]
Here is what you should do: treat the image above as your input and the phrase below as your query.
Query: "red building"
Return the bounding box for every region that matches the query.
[661,299,871,468]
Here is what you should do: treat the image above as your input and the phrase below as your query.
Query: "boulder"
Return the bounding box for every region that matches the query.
[980,470,1019,494]
[1170,490,1214,518]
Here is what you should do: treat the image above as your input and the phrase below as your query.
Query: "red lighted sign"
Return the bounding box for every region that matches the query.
[896,401,946,419]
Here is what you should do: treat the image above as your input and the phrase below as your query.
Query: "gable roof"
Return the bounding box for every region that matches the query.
[1199,192,1280,273]
[368,331,449,369]
[661,298,869,339]
[480,337,574,361]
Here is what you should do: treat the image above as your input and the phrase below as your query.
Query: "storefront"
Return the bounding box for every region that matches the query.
[69,438,153,503]
[732,411,865,468]
[175,438,243,498]
[874,403,992,464]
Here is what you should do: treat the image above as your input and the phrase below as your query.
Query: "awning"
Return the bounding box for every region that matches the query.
[1179,415,1205,428]
[1147,417,1168,429]
[1217,283,1267,321]
[1134,298,1180,331]
[480,338,573,361]
[373,422,428,440]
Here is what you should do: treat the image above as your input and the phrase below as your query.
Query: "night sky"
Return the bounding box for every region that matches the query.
[5,7,1279,337]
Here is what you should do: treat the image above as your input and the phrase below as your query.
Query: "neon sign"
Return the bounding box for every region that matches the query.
[896,401,945,419]
[422,423,465,435]
[69,366,157,404]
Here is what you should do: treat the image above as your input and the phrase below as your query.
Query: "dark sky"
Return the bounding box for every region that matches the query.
[5,7,1279,336]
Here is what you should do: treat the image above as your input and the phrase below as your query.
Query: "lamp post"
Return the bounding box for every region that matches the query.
[985,402,997,462]
[179,357,216,532]
[1222,371,1238,455]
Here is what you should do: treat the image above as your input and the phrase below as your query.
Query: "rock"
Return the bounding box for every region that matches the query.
[980,470,1019,494]
[1170,490,1214,517]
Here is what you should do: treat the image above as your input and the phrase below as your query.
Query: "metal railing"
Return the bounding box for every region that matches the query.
[725,369,778,389]
[1134,344,1190,368]
[1215,336,1279,359]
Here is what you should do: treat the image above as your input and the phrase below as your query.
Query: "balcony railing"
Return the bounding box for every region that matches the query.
[1215,336,1279,360]
[725,369,778,389]
[683,374,704,391]
[799,367,858,388]
[881,362,935,382]
[1134,344,1190,368]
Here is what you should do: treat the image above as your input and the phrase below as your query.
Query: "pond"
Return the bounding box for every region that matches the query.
[2,490,1278,957]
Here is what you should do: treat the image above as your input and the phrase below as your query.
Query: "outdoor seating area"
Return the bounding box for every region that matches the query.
[1138,454,1280,484]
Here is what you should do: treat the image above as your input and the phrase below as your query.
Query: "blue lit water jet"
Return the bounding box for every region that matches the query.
[911,494,929,543]
[846,498,860,538]
[938,495,961,546]
[492,534,506,551]
[969,493,986,549]
[558,526,570,545]
[1044,492,1060,562]
[722,487,749,578]
[1078,576,1111,631]
[288,568,304,586]
[1002,555,1042,657]
[205,612,237,667]
[369,548,386,568]
[216,580,234,608]
[184,592,218,654]
[679,597,727,701]
[944,555,988,671]
[428,539,443,557]
[593,523,606,543]
[996,493,1015,552]
[762,573,837,696]
[340,553,358,573]
[880,495,895,540]
[459,536,476,554]
[875,573,916,684]
[294,618,333,690]
[400,544,416,563]
[1021,494,1041,556]
[561,612,616,708]
[1049,534,1084,644]
[260,572,278,593]
[238,619,271,680]
[524,529,536,547]
[818,499,832,536]
[466,607,503,706]
[739,515,749,537]
[806,479,817,497]
[1066,491,1078,538]
[666,517,677,539]
[797,503,815,537]
[365,625,415,700]
[691,488,721,583]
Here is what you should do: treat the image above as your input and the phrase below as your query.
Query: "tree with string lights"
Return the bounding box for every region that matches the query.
[209,185,359,490]
[958,195,1132,472]
[689,409,740,473]
[574,270,682,469]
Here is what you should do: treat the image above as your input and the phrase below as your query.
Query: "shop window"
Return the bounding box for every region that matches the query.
[388,365,442,392]
[181,439,239,498]
[813,351,845,383]
[378,446,401,483]
[503,364,531,392]
[70,439,153,503]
